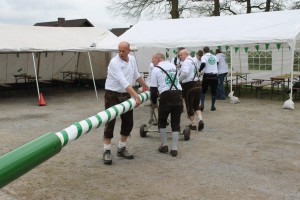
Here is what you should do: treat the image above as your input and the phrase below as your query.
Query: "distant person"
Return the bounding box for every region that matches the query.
[102,41,148,165]
[171,47,185,69]
[193,50,203,69]
[199,47,219,111]
[178,49,204,131]
[150,52,183,157]
[216,49,228,100]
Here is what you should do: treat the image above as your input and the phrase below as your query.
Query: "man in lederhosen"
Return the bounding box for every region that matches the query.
[199,47,219,111]
[102,41,148,165]
[150,52,183,157]
[178,48,204,131]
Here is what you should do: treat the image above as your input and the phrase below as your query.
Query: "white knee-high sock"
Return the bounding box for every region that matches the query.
[197,114,203,122]
[118,141,127,148]
[159,128,168,146]
[104,144,111,151]
[172,131,179,150]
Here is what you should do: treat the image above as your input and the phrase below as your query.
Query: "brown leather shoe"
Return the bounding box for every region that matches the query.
[158,145,168,153]
[170,150,177,157]
[198,120,204,131]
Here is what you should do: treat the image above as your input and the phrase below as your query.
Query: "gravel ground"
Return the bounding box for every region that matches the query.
[0,87,299,200]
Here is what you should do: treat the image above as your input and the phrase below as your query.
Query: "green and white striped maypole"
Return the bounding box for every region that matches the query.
[0,91,150,188]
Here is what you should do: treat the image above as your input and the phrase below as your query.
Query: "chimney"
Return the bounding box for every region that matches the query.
[57,18,65,26]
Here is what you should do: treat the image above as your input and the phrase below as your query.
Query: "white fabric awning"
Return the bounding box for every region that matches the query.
[120,9,300,48]
[0,24,119,52]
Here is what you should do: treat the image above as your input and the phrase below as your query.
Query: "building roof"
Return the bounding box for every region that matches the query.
[34,18,94,27]
[110,27,131,36]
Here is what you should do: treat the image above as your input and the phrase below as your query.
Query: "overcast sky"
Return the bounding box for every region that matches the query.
[0,0,133,29]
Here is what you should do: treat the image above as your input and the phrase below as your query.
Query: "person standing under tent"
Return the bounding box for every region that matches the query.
[193,50,203,69]
[178,48,204,131]
[215,49,228,100]
[102,41,148,165]
[199,47,219,111]
[171,47,185,69]
[150,52,183,157]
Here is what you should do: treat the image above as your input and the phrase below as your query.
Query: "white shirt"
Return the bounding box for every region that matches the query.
[201,53,219,74]
[193,56,201,69]
[171,56,182,66]
[150,60,182,94]
[146,63,154,86]
[216,53,228,74]
[180,55,200,83]
[105,54,140,93]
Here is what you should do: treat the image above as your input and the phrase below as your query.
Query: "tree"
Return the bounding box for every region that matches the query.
[107,0,289,23]
[291,1,300,9]
[107,0,221,21]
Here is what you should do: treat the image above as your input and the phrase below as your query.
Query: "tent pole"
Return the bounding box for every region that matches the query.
[281,45,284,75]
[87,52,98,101]
[230,46,233,94]
[289,42,296,99]
[32,52,41,101]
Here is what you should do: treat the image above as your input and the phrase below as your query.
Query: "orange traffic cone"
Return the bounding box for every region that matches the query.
[39,93,46,106]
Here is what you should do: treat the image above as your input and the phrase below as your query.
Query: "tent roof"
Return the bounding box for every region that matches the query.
[120,9,300,48]
[0,24,119,52]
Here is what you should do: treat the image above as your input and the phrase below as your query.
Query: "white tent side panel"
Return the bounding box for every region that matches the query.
[0,52,110,84]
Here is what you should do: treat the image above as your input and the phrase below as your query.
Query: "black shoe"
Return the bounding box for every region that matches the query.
[158,145,168,153]
[188,124,197,130]
[170,150,177,157]
[200,106,204,111]
[211,107,216,111]
[103,150,112,165]
[198,120,204,131]
[117,147,134,159]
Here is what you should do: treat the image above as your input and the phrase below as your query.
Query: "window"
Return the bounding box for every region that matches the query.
[248,51,272,71]
[294,52,300,72]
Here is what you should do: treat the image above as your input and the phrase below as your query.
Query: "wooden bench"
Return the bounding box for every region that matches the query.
[232,80,261,96]
[253,82,272,98]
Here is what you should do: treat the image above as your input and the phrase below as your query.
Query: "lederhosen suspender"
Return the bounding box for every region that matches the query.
[187,58,201,82]
[156,66,178,90]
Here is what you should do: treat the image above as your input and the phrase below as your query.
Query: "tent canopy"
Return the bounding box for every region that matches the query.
[0,24,119,52]
[120,9,300,49]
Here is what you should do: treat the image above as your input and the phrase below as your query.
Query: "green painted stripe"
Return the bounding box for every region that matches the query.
[105,110,111,122]
[85,119,93,133]
[112,106,119,117]
[95,115,102,128]
[73,122,83,139]
[140,94,144,102]
[145,92,149,99]
[60,130,69,147]
[127,99,133,110]
[120,103,126,113]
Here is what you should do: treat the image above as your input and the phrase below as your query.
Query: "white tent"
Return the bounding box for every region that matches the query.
[0,24,119,100]
[0,24,118,52]
[120,10,300,105]
[120,9,300,49]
